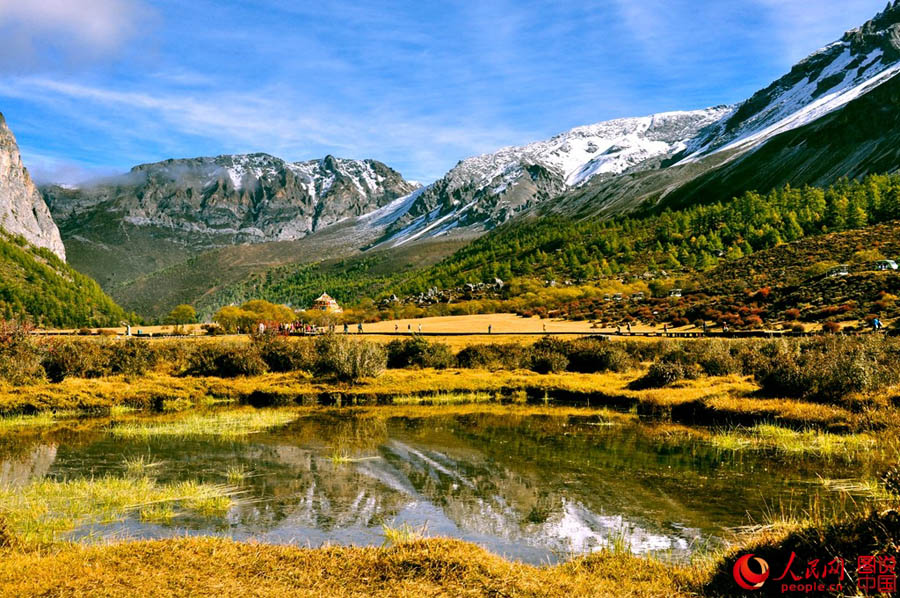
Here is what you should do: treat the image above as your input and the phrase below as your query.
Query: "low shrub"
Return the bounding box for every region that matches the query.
[41,339,108,382]
[754,337,900,404]
[0,320,45,385]
[386,337,455,369]
[630,360,698,389]
[253,335,316,373]
[455,344,529,370]
[529,349,569,374]
[184,344,268,377]
[315,335,386,381]
[106,339,158,376]
[566,339,633,373]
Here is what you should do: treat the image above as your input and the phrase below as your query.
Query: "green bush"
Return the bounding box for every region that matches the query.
[386,336,455,369]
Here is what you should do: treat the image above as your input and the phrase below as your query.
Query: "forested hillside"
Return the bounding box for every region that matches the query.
[191,174,900,318]
[0,230,134,328]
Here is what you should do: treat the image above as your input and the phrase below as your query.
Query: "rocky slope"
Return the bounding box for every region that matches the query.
[45,153,418,246]
[0,113,65,260]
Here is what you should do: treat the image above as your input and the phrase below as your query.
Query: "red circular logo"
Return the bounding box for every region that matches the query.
[733,554,770,590]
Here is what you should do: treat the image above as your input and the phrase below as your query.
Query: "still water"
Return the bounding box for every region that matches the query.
[1,409,873,564]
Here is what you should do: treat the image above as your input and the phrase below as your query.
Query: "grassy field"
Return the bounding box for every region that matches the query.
[1,507,897,597]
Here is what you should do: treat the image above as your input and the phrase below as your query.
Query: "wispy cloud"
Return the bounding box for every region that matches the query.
[0,0,151,73]
[2,76,528,183]
[0,0,890,185]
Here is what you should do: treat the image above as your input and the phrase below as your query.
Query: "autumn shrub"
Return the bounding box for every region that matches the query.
[386,336,455,369]
[184,343,268,377]
[566,339,633,373]
[106,339,159,376]
[629,361,698,389]
[754,337,900,404]
[455,344,529,370]
[253,335,316,373]
[529,349,569,374]
[0,320,45,385]
[41,338,108,382]
[315,334,386,381]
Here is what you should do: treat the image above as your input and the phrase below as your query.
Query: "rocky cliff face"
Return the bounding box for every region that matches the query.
[0,113,65,259]
[44,153,418,247]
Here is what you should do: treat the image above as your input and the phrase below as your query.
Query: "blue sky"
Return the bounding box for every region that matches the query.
[0,0,889,184]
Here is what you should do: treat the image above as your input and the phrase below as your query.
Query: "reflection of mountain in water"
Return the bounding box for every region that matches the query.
[0,444,57,487]
[2,411,869,565]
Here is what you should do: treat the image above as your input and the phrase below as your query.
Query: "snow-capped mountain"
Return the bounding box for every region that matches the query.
[375,2,900,246]
[44,153,418,246]
[377,108,731,246]
[685,1,900,159]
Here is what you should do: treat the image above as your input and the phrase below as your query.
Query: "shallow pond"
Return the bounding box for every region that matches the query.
[0,408,878,564]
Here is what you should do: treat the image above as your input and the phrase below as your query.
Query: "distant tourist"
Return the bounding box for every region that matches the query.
[408,324,411,332]
[626,322,631,334]
[343,323,349,334]
[418,324,422,333]
[663,323,668,334]
[543,323,547,333]
[873,317,884,332]
[488,324,492,334]
[358,322,363,334]
[395,324,399,332]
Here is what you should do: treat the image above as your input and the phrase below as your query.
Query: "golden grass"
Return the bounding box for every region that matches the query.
[109,409,297,439]
[0,367,868,433]
[0,476,235,546]
[0,537,694,598]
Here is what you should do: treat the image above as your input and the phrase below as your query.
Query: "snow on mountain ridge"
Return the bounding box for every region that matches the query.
[376,107,730,247]
[686,2,900,160]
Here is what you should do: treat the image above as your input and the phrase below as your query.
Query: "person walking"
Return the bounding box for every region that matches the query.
[418,324,422,333]
[343,323,349,334]
[357,322,363,334]
[488,324,492,334]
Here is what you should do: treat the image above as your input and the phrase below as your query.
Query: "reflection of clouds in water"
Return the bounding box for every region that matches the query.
[0,444,57,487]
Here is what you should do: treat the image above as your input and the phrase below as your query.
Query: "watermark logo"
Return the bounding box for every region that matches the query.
[733,554,770,590]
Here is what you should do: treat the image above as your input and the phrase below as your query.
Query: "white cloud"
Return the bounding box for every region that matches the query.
[0,0,149,72]
[1,76,528,183]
